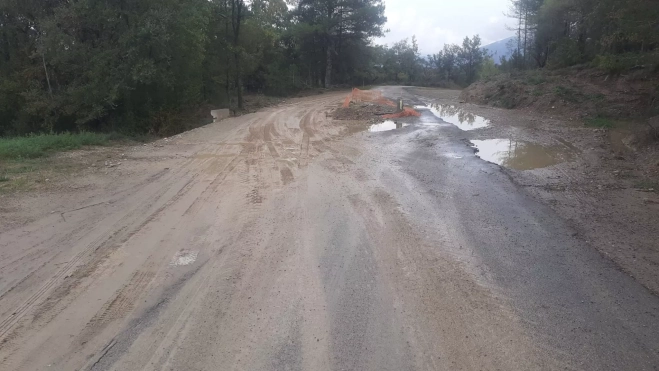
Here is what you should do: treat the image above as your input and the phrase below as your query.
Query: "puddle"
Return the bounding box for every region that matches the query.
[470,139,577,170]
[419,122,452,127]
[442,153,464,159]
[368,120,409,132]
[418,104,490,131]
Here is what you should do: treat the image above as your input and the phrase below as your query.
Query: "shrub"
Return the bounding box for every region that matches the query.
[585,117,615,128]
[554,86,583,103]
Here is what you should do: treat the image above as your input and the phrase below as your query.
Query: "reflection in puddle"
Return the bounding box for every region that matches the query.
[369,120,409,132]
[470,139,577,170]
[418,104,490,131]
[419,122,451,127]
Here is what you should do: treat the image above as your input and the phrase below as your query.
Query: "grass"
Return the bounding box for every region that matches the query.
[526,74,548,85]
[3,164,37,174]
[0,176,29,194]
[532,88,545,97]
[634,180,658,191]
[0,132,111,160]
[585,116,616,128]
[0,175,9,182]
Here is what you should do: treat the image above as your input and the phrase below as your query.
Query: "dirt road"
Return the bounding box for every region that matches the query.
[1,87,658,370]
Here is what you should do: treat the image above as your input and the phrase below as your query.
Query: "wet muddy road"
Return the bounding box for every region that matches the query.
[1,87,658,370]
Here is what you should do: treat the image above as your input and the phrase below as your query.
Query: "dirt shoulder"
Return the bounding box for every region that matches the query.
[409,86,659,296]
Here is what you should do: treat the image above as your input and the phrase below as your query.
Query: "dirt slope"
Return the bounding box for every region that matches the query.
[461,68,659,121]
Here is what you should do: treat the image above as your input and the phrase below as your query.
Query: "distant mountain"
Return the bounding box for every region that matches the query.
[482,36,516,64]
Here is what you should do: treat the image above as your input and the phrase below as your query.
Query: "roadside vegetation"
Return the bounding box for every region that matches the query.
[1,0,656,144]
[0,133,113,160]
[460,0,659,127]
[0,0,388,138]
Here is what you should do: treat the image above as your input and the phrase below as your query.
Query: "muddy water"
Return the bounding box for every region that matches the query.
[470,139,577,170]
[418,104,490,131]
[369,121,409,132]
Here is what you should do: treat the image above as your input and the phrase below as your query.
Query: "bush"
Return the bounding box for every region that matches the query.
[554,86,583,103]
[547,39,583,69]
[594,52,659,75]
[584,117,615,128]
[525,72,548,85]
[478,57,500,81]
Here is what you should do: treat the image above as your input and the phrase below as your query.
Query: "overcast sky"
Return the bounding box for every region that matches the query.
[374,0,513,55]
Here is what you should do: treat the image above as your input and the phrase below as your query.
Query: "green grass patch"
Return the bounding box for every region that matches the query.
[634,180,658,191]
[3,164,37,174]
[585,117,615,128]
[532,88,545,97]
[0,175,9,182]
[526,74,548,85]
[0,132,111,160]
[588,93,606,102]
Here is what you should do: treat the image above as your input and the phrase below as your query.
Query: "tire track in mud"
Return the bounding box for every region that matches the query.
[0,92,347,370]
[78,265,159,344]
[0,169,173,300]
[0,132,259,345]
[0,176,201,370]
[0,161,203,355]
[0,97,335,342]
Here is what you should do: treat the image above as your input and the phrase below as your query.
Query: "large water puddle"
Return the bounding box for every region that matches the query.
[419,104,490,131]
[470,139,577,170]
[369,120,409,132]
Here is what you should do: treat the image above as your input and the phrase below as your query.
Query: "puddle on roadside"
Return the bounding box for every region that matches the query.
[417,104,490,131]
[470,139,577,170]
[419,121,452,127]
[368,120,409,132]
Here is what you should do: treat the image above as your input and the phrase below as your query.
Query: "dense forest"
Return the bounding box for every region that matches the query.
[500,0,659,71]
[0,0,389,135]
[1,0,657,136]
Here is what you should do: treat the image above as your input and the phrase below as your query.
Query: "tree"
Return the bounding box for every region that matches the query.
[294,0,386,87]
[230,0,245,109]
[505,0,659,71]
[458,35,487,84]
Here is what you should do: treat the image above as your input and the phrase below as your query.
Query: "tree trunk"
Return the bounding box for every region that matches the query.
[231,0,244,109]
[517,8,522,68]
[224,0,230,101]
[40,39,53,99]
[577,10,586,56]
[523,7,528,65]
[234,53,243,109]
[324,43,332,88]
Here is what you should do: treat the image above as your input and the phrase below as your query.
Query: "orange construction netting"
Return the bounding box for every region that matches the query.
[342,88,420,118]
[382,107,421,119]
[342,88,396,108]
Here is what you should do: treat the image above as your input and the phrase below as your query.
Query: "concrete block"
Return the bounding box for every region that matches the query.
[211,108,231,121]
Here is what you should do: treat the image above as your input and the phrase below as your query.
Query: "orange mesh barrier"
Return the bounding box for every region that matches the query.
[342,88,396,108]
[342,88,420,118]
[342,94,352,108]
[382,107,422,119]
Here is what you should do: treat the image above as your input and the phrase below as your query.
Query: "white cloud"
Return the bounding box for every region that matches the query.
[374,0,514,55]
